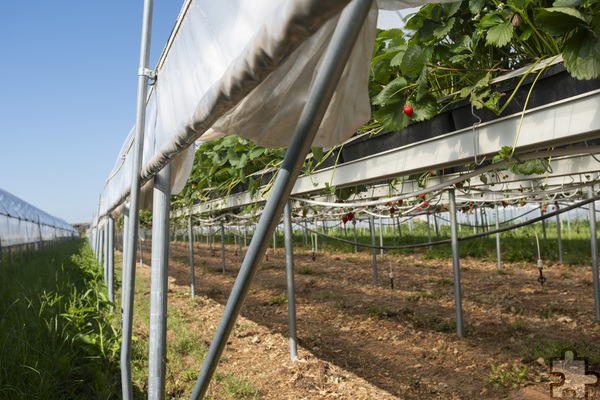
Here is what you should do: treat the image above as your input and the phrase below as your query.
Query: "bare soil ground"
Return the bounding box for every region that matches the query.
[133,240,600,399]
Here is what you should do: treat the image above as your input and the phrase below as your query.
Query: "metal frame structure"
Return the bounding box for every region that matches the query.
[88,0,600,398]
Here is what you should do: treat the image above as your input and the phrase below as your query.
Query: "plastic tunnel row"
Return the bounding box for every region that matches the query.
[0,187,78,249]
[88,0,600,399]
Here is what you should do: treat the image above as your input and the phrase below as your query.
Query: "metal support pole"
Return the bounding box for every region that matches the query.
[303,221,309,247]
[449,189,464,338]
[122,205,130,309]
[480,207,487,232]
[588,186,600,321]
[369,215,379,287]
[148,164,171,400]
[353,223,358,253]
[473,201,478,234]
[541,205,548,241]
[283,202,298,361]
[139,230,144,269]
[555,202,563,264]
[495,204,502,271]
[108,216,115,312]
[210,226,215,255]
[238,225,244,261]
[103,226,109,282]
[121,0,154,397]
[188,214,196,299]
[397,216,402,239]
[379,216,384,258]
[190,2,373,397]
[220,223,226,274]
[426,213,432,250]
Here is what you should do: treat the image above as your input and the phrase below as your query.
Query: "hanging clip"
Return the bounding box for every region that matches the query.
[138,68,157,85]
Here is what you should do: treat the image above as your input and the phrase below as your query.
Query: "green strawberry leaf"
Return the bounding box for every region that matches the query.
[562,27,600,80]
[486,20,513,47]
[535,7,587,36]
[373,76,409,106]
[374,104,411,131]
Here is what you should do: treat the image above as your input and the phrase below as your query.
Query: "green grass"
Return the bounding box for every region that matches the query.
[367,302,389,319]
[521,337,600,369]
[485,364,530,390]
[0,239,120,399]
[296,266,315,275]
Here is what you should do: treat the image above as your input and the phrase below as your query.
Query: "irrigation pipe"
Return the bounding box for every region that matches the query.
[296,195,600,251]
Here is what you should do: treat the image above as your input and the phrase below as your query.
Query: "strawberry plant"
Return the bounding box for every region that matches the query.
[172,135,286,209]
[368,0,599,133]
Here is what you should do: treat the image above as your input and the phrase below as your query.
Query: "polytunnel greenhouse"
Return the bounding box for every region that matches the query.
[7,0,598,398]
[0,187,78,264]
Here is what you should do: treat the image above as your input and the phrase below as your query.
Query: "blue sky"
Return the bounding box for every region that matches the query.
[0,1,184,224]
[0,3,406,225]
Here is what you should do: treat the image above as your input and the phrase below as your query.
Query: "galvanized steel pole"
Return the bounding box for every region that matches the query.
[220,223,226,274]
[284,202,298,361]
[555,202,563,264]
[121,0,154,397]
[369,215,379,287]
[122,205,130,310]
[148,164,172,400]
[449,189,464,337]
[190,2,374,397]
[103,224,109,282]
[188,214,196,299]
[108,216,115,313]
[588,186,600,321]
[495,204,502,271]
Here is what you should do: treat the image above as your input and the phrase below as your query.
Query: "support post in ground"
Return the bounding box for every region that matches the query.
[449,189,464,338]
[495,203,502,271]
[588,186,600,321]
[188,214,196,299]
[108,216,115,312]
[369,215,379,287]
[555,202,563,264]
[220,223,226,274]
[148,164,172,400]
[120,0,154,395]
[283,202,298,361]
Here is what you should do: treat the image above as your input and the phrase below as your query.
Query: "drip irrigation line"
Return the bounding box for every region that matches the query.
[456,181,595,203]
[295,194,600,251]
[436,206,539,227]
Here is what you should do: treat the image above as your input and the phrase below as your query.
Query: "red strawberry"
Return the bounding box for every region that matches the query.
[403,105,413,117]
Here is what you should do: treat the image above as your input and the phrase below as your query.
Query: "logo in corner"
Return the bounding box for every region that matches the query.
[551,350,599,399]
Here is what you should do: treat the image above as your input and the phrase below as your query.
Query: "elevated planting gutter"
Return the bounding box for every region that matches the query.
[186,69,600,215]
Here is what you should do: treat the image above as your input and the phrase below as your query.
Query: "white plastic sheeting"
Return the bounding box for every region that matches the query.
[0,188,78,247]
[99,0,452,217]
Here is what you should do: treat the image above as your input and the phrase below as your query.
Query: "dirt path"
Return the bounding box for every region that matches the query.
[134,241,600,399]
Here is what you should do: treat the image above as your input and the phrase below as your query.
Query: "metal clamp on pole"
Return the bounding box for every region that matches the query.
[138,67,157,84]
